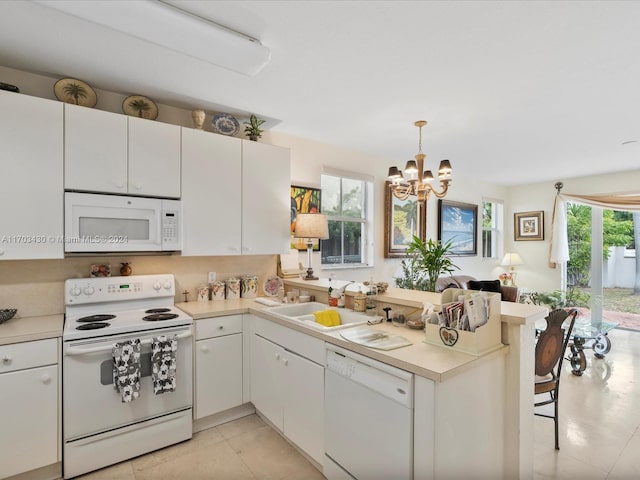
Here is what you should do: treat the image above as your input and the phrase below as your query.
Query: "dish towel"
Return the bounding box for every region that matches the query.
[112,338,141,403]
[151,335,177,395]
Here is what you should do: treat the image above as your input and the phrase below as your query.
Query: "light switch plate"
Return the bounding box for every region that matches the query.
[208,272,216,283]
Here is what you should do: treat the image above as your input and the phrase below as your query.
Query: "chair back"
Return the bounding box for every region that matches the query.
[535,308,578,377]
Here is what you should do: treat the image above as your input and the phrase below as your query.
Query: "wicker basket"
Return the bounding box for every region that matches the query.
[0,308,17,324]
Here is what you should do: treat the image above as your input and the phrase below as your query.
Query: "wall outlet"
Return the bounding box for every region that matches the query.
[208,272,216,283]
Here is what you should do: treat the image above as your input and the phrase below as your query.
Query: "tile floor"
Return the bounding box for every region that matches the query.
[77,328,640,480]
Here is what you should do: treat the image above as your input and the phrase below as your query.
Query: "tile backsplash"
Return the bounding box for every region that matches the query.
[0,254,276,318]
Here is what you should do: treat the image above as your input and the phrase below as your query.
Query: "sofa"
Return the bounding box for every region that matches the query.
[435,275,519,302]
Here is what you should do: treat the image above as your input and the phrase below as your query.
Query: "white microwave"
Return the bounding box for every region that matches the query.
[64,192,181,253]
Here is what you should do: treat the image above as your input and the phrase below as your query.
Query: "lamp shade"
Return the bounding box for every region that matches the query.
[294,213,329,239]
[501,252,523,267]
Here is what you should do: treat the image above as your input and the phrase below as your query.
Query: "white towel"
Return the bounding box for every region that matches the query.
[112,338,141,403]
[151,335,177,395]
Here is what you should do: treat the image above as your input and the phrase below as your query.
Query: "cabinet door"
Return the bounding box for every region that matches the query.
[0,91,63,260]
[181,129,242,255]
[250,334,284,430]
[64,104,128,193]
[128,117,181,198]
[241,141,291,255]
[0,365,58,478]
[195,333,243,419]
[283,350,324,464]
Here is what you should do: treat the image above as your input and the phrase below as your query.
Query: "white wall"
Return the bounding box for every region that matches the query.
[264,131,509,284]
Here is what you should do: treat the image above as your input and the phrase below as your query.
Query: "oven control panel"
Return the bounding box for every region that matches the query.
[65,274,175,304]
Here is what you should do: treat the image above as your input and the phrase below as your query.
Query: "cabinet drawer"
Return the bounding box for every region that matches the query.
[196,315,243,340]
[254,316,324,365]
[0,338,58,373]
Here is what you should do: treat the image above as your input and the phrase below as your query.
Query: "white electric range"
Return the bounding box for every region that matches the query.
[62,274,193,479]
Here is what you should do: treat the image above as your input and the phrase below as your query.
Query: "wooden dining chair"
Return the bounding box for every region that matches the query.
[534,308,579,450]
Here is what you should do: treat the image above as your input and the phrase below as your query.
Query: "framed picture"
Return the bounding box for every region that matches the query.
[437,199,478,256]
[384,181,426,258]
[514,210,544,241]
[290,185,321,251]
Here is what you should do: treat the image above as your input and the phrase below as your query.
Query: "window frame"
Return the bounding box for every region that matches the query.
[481,198,504,260]
[320,169,374,269]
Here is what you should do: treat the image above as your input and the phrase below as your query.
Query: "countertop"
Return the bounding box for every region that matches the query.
[0,314,64,345]
[177,298,511,382]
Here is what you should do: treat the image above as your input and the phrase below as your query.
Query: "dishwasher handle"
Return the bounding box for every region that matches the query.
[65,330,192,356]
[326,347,413,407]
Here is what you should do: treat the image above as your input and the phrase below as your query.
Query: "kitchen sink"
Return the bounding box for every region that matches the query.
[267,302,373,331]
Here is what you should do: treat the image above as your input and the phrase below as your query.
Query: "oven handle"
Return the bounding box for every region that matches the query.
[64,330,192,356]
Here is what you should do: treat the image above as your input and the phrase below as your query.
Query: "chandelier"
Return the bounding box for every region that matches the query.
[387,120,452,203]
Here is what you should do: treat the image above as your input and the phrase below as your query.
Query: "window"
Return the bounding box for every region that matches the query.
[320,170,373,267]
[482,199,503,259]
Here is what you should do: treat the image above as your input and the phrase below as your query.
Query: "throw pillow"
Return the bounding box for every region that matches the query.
[467,279,502,294]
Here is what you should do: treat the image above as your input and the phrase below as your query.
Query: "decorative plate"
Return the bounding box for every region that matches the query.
[263,276,284,297]
[53,78,97,107]
[122,95,158,120]
[211,113,240,136]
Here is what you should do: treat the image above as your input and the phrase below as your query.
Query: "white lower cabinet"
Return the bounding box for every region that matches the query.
[194,315,243,419]
[251,318,324,465]
[0,338,59,478]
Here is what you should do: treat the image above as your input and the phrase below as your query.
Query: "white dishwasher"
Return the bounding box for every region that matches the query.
[324,344,414,480]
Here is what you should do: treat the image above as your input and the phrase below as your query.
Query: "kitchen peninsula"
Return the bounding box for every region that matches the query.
[179,277,546,479]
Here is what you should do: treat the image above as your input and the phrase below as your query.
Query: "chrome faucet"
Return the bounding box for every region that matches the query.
[337,281,355,293]
[336,281,355,308]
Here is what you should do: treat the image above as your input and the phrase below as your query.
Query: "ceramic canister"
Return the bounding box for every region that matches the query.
[210,281,226,301]
[241,275,258,299]
[226,277,241,299]
[197,284,210,302]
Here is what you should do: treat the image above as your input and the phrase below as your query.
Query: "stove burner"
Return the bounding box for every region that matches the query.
[76,322,110,330]
[143,313,179,321]
[145,308,171,314]
[77,314,116,323]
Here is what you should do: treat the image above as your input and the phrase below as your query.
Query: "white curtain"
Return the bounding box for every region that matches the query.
[549,195,569,266]
[549,191,640,267]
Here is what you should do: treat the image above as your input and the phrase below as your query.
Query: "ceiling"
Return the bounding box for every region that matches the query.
[1,0,639,186]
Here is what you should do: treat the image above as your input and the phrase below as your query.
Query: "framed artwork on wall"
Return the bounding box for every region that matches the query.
[514,210,544,241]
[290,185,321,251]
[384,181,426,258]
[437,199,478,256]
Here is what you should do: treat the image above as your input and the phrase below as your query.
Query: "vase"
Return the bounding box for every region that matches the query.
[191,109,206,130]
[249,135,259,142]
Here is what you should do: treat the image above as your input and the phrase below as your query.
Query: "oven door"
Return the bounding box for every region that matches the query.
[63,325,192,441]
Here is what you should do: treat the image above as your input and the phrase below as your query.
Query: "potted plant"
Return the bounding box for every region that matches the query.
[244,114,265,141]
[394,235,459,292]
[530,286,591,311]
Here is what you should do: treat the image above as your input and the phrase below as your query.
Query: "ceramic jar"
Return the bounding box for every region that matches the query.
[226,277,241,299]
[210,281,226,301]
[197,284,210,302]
[241,275,258,298]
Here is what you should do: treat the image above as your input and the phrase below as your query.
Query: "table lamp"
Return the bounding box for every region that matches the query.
[294,213,329,280]
[501,252,523,285]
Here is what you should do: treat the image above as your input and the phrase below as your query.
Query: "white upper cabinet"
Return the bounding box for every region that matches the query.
[181,128,242,256]
[128,117,181,197]
[181,129,290,257]
[64,104,128,194]
[0,91,63,260]
[241,140,291,255]
[65,105,181,198]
